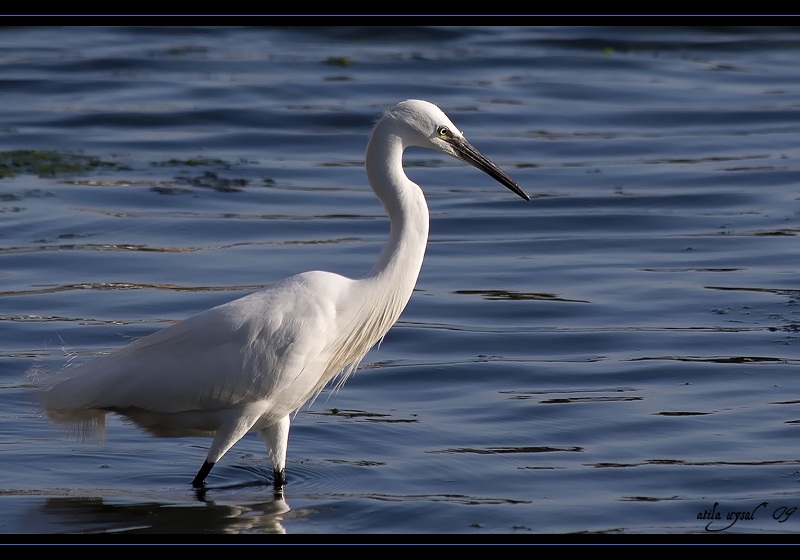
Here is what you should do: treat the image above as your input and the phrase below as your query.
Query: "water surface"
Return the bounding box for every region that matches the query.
[1,25,799,540]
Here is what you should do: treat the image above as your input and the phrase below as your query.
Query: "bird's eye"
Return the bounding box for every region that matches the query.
[437,126,450,138]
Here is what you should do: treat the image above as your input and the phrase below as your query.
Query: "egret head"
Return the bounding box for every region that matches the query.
[384,99,530,201]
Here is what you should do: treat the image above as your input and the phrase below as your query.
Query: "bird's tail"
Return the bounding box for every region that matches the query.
[28,357,108,443]
[44,407,108,442]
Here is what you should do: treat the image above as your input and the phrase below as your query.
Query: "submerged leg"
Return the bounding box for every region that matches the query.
[190,406,264,488]
[260,415,291,492]
[192,460,215,488]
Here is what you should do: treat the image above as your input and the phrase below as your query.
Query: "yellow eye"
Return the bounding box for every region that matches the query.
[437,126,450,138]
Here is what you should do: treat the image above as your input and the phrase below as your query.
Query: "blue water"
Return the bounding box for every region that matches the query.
[1,25,800,539]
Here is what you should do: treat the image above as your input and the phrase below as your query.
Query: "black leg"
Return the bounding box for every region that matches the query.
[192,460,215,488]
[273,468,286,497]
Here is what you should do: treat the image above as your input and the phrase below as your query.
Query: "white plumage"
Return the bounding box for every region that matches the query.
[41,99,530,493]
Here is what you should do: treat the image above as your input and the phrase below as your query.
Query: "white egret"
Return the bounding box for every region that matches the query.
[41,99,530,493]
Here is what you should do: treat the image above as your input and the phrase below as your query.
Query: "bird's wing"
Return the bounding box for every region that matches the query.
[44,271,352,417]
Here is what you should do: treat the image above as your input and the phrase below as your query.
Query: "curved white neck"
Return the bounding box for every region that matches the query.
[320,119,431,385]
[364,119,430,292]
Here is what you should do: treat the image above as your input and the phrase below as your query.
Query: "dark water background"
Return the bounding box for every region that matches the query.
[1,25,799,540]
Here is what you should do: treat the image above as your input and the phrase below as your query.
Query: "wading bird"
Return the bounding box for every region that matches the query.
[41,99,530,494]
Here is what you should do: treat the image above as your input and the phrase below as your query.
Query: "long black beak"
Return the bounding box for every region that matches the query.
[448,136,530,201]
